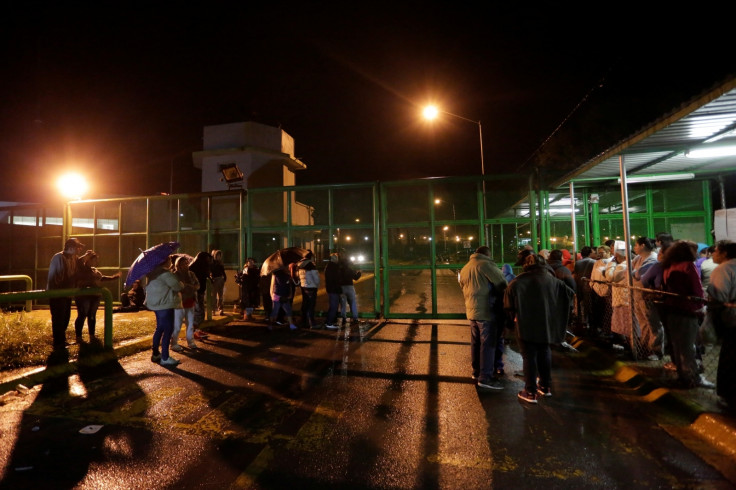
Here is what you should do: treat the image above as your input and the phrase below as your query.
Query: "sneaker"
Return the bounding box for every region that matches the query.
[171,344,183,352]
[477,379,504,390]
[160,356,180,367]
[325,324,339,330]
[698,375,715,389]
[518,390,538,404]
[187,341,198,349]
[194,330,209,340]
[536,385,552,397]
[646,354,660,361]
[289,324,298,331]
[151,353,162,363]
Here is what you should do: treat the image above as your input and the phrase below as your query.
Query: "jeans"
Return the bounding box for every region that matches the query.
[74,295,100,338]
[153,308,175,361]
[270,296,292,320]
[172,307,195,345]
[326,293,341,324]
[469,317,499,383]
[340,285,358,320]
[518,340,552,393]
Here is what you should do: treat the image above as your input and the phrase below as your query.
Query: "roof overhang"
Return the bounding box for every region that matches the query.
[192,146,307,171]
[552,76,736,188]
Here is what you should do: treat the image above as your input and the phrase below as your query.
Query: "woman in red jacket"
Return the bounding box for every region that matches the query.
[661,240,714,388]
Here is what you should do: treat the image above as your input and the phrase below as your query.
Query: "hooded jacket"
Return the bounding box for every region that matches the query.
[297,258,320,289]
[144,266,184,311]
[458,252,507,321]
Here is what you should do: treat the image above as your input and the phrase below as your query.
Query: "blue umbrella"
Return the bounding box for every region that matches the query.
[125,242,180,288]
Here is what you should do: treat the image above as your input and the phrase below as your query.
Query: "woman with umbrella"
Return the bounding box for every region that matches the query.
[140,249,185,366]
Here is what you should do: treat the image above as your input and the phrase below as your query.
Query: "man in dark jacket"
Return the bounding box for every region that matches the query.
[548,249,576,293]
[573,246,596,330]
[324,253,342,330]
[505,253,575,404]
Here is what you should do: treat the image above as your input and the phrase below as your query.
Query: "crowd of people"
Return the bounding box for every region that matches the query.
[458,233,736,409]
[46,244,225,367]
[235,250,362,331]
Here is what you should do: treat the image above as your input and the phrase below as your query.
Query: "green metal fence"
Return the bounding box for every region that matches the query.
[0,176,718,320]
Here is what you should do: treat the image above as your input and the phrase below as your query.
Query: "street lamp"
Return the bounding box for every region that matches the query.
[423,105,487,245]
[422,105,485,179]
[57,172,89,201]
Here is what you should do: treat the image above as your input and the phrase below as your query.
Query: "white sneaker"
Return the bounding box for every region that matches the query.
[325,324,339,330]
[160,356,180,366]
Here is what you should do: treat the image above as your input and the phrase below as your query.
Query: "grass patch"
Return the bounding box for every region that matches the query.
[0,309,156,371]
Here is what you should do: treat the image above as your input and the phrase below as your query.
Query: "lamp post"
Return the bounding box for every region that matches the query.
[423,105,487,245]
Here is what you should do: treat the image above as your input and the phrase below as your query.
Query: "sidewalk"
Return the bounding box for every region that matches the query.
[569,334,736,476]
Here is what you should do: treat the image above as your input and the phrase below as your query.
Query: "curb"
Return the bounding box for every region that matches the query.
[0,314,237,396]
[570,336,736,469]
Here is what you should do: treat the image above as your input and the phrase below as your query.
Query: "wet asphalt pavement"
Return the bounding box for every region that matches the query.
[0,319,733,489]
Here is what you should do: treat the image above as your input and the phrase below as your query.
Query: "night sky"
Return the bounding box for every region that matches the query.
[2,3,734,204]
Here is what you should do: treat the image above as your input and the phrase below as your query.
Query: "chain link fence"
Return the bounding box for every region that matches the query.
[577,278,725,404]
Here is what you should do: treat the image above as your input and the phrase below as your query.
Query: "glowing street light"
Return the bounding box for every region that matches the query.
[422,104,487,245]
[57,172,89,201]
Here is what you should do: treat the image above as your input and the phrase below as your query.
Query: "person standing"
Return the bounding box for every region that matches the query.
[189,251,212,339]
[706,240,736,409]
[74,251,120,342]
[590,245,613,337]
[210,250,226,315]
[338,254,361,325]
[631,237,664,360]
[298,251,320,329]
[324,253,342,330]
[661,240,713,388]
[505,253,575,403]
[237,258,261,320]
[573,246,596,331]
[145,255,184,366]
[269,267,298,330]
[605,246,639,350]
[171,256,200,351]
[458,246,508,391]
[47,238,86,348]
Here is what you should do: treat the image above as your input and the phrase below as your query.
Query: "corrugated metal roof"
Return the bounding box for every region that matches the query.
[553,77,736,187]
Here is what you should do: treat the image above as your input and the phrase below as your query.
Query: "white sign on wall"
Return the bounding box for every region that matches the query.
[714,209,736,241]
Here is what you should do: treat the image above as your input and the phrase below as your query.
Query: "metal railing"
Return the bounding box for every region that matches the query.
[0,275,33,312]
[0,288,114,348]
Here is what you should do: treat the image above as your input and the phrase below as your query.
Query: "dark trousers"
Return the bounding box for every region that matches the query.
[74,295,100,338]
[50,296,72,346]
[718,327,736,404]
[301,288,318,327]
[326,292,341,324]
[518,339,552,393]
[470,317,499,383]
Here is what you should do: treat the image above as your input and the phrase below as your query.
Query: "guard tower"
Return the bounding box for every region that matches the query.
[192,121,307,191]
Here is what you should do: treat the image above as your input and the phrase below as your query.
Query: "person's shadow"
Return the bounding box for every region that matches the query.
[1,342,152,489]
